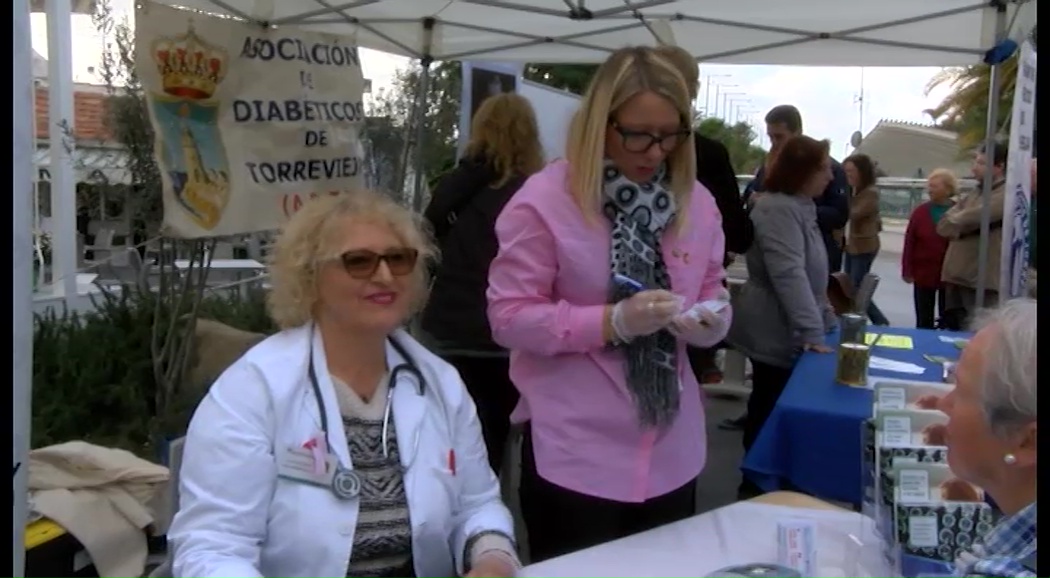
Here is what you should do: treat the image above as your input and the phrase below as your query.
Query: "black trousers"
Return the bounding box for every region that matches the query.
[519,426,697,563]
[913,285,945,330]
[739,359,795,498]
[687,346,719,382]
[443,355,519,474]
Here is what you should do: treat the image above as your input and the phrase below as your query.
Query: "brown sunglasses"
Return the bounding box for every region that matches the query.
[338,248,419,279]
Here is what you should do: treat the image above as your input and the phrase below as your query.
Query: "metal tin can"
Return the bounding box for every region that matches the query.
[839,313,867,344]
[704,563,802,577]
[836,342,871,387]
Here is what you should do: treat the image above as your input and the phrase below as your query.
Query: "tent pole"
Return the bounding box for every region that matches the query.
[400,17,435,212]
[974,1,1009,310]
[47,0,78,307]
[410,60,433,213]
[13,0,35,575]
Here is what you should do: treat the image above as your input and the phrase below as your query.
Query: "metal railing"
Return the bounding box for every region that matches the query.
[734,175,977,221]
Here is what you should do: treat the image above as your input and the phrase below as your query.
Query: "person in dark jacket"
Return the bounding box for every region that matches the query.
[696,132,753,259]
[420,92,544,474]
[743,105,850,272]
[655,45,754,389]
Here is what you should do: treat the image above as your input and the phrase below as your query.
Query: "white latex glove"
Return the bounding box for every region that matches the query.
[668,297,731,348]
[669,306,727,337]
[611,289,680,340]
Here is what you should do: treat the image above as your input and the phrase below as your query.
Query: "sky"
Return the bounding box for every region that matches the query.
[30,0,952,157]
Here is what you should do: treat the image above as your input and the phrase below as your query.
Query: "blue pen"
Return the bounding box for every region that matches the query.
[613,273,645,291]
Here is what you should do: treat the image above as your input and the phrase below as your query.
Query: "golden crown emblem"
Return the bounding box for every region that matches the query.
[152,26,228,100]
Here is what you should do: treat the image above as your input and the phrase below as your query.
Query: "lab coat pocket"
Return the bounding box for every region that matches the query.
[408,463,458,537]
[269,477,327,560]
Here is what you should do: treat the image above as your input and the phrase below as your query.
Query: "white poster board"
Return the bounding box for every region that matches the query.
[457,61,524,159]
[519,79,580,162]
[1000,41,1036,299]
[457,62,581,163]
[136,0,366,238]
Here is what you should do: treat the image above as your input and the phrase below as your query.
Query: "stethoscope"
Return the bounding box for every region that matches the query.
[307,329,427,500]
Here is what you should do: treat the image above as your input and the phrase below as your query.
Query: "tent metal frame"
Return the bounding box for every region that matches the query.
[113,0,1034,244]
[12,1,1035,576]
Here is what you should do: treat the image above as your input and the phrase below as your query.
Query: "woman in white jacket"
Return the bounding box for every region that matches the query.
[168,190,519,578]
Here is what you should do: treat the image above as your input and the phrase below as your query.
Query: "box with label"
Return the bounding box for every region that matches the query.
[874,409,949,540]
[890,462,997,577]
[872,381,953,412]
[861,418,877,521]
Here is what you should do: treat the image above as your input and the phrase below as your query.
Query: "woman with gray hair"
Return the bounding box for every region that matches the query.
[938,298,1037,577]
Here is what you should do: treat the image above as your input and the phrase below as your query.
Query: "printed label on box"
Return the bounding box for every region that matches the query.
[884,416,912,434]
[908,514,940,549]
[898,469,931,503]
[877,387,908,409]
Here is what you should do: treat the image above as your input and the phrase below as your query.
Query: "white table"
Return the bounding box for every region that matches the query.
[520,501,891,577]
[174,259,267,298]
[33,282,124,317]
[173,258,265,270]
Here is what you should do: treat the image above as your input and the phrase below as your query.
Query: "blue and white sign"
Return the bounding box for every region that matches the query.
[1000,41,1037,299]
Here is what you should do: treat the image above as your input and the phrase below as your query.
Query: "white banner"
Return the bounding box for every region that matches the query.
[1000,41,1037,299]
[136,1,366,238]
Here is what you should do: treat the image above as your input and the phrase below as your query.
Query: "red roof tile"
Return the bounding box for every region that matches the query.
[34,86,112,142]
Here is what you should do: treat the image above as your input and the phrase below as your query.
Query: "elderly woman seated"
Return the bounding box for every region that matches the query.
[939,298,1037,577]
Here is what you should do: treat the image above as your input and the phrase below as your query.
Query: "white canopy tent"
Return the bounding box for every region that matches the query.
[11,1,1036,576]
[141,0,1033,65]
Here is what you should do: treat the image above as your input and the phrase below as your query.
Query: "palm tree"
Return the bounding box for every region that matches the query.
[924,53,1018,151]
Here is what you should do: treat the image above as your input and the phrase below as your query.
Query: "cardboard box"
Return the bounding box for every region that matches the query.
[872,381,953,412]
[873,409,949,541]
[890,462,997,577]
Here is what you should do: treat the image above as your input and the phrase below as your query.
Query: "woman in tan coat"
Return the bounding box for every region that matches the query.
[843,153,890,325]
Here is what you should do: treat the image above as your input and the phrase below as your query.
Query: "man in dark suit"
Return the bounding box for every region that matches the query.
[696,133,753,259]
[687,132,753,386]
[743,105,850,272]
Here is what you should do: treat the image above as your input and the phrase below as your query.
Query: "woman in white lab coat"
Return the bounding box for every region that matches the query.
[168,190,519,578]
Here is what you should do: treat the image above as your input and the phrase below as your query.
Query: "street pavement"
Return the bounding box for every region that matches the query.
[867,219,915,328]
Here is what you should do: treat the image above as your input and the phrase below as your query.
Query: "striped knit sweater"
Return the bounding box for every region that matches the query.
[334,375,415,578]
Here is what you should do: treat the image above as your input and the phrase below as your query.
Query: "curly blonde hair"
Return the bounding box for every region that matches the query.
[465,92,545,188]
[266,189,438,330]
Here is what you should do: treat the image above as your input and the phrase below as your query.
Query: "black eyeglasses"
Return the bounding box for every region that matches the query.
[610,122,691,154]
[338,248,419,279]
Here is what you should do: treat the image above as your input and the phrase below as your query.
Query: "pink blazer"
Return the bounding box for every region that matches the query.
[486,160,729,502]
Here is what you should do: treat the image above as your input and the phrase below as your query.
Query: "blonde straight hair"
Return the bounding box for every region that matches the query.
[565,46,697,229]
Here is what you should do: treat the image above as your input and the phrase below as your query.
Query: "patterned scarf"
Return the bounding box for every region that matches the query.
[602,161,679,428]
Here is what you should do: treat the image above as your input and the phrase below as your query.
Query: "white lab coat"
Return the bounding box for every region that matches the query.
[168,325,515,578]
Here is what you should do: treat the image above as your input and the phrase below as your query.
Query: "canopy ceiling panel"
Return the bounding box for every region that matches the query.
[150,0,1036,65]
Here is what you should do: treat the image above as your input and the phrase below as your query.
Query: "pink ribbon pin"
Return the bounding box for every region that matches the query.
[302,433,327,476]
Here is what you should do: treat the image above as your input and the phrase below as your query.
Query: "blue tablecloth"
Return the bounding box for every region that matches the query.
[740,327,970,506]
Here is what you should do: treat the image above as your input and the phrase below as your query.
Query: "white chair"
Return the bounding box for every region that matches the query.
[83,228,116,264]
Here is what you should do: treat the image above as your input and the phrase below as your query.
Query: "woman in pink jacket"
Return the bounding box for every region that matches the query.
[486,46,731,562]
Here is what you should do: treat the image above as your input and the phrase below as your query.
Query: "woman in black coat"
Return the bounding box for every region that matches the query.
[420,92,545,474]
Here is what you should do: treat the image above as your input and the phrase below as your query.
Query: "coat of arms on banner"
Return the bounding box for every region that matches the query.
[149,26,231,231]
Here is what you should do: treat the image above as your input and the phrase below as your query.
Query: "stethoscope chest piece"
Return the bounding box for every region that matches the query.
[331,466,362,500]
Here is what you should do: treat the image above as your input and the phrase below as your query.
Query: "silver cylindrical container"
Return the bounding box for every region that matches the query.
[705,563,802,577]
[839,313,867,344]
